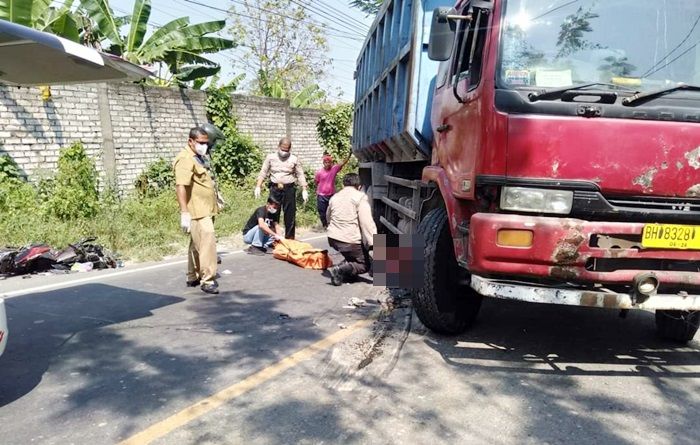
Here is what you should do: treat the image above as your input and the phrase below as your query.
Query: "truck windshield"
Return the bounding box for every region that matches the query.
[499,0,700,92]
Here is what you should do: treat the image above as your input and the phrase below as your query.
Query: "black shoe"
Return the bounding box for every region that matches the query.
[217,255,222,264]
[186,279,200,287]
[246,246,266,256]
[328,266,343,286]
[201,282,219,294]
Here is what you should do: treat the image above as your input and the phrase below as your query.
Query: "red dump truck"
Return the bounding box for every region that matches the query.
[353,0,700,342]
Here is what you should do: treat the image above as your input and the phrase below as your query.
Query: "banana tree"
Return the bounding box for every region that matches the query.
[79,0,235,85]
[0,0,81,42]
[259,71,325,107]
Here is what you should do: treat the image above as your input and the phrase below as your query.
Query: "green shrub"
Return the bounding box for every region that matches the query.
[134,158,174,197]
[317,103,353,160]
[0,154,22,182]
[211,129,262,184]
[206,85,263,184]
[0,179,38,217]
[45,141,99,220]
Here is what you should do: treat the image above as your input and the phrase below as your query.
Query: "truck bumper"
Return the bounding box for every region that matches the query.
[467,213,700,295]
[472,275,700,310]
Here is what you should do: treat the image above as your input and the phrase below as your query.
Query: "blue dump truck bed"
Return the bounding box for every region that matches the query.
[353,0,452,163]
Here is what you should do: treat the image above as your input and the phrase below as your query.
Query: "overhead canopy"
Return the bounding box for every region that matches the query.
[0,19,151,86]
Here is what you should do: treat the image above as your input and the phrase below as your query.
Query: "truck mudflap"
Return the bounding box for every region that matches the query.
[471,275,700,310]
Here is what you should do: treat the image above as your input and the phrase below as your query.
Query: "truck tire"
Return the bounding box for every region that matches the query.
[414,208,482,335]
[655,310,700,343]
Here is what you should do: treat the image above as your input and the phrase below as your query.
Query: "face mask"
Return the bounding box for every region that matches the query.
[194,143,208,156]
[278,149,290,159]
[268,207,278,214]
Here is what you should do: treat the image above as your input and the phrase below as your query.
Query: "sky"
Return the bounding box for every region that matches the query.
[109,0,376,101]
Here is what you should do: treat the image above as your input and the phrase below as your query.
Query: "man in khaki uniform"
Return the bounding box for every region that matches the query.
[254,137,308,239]
[326,173,377,286]
[174,127,219,294]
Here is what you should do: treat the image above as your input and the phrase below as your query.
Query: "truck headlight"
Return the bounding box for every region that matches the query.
[500,187,573,215]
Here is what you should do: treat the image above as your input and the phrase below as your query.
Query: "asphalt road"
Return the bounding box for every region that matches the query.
[1,238,699,445]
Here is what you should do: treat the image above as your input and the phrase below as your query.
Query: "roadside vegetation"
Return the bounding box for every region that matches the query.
[0,99,352,262]
[0,149,319,262]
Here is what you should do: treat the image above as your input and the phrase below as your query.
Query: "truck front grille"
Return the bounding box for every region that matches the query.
[572,192,700,223]
[606,196,700,213]
[586,258,700,273]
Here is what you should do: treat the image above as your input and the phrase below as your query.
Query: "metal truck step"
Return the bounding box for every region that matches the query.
[380,196,417,220]
[384,175,420,190]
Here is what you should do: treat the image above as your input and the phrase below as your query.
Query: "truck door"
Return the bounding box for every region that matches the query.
[433,2,491,200]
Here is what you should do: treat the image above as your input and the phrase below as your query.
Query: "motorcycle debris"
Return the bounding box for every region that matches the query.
[343,297,367,309]
[71,262,94,273]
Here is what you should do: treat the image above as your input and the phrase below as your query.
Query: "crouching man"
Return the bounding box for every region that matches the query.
[243,196,282,255]
[326,173,377,285]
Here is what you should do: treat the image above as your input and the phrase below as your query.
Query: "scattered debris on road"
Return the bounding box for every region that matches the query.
[0,237,118,278]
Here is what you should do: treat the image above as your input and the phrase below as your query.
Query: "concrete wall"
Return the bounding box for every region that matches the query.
[0,83,325,191]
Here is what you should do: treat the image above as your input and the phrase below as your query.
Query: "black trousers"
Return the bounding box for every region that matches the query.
[328,238,370,279]
[269,183,297,239]
[316,195,332,228]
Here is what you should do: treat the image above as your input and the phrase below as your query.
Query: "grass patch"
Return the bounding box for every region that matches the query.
[0,181,320,262]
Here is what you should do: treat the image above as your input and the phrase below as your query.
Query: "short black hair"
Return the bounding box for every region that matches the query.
[267,195,281,206]
[189,127,208,140]
[342,173,361,187]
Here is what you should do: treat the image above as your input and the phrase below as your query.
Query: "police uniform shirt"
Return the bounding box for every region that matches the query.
[257,152,308,187]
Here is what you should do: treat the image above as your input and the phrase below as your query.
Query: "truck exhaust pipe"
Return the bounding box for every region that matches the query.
[632,273,660,304]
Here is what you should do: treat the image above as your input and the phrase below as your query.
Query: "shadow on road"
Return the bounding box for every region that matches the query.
[426,299,700,377]
[0,284,184,407]
[0,280,329,443]
[421,299,700,445]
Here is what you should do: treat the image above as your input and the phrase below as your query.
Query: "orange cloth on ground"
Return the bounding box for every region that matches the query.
[272,239,333,270]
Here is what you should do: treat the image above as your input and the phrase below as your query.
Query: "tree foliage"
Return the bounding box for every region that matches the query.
[317,103,353,160]
[230,0,330,100]
[1,0,235,86]
[78,0,235,86]
[262,81,325,108]
[350,0,384,15]
[0,0,82,42]
[556,6,603,58]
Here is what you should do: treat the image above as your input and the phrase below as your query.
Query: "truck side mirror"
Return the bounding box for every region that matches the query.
[428,8,456,61]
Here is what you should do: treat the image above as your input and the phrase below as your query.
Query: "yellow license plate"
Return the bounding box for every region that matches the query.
[642,224,700,250]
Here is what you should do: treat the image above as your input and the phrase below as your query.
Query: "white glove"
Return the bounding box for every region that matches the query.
[254,186,261,199]
[302,189,309,203]
[180,212,191,233]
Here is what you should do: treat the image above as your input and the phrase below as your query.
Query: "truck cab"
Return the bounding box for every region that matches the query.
[353,0,700,342]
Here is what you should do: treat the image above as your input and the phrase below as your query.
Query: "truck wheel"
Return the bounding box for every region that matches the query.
[413,208,482,335]
[655,310,700,343]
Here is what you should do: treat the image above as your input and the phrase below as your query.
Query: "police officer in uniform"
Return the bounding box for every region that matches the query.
[254,137,308,239]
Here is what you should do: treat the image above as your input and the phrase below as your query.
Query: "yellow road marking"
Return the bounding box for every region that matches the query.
[119,317,373,445]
